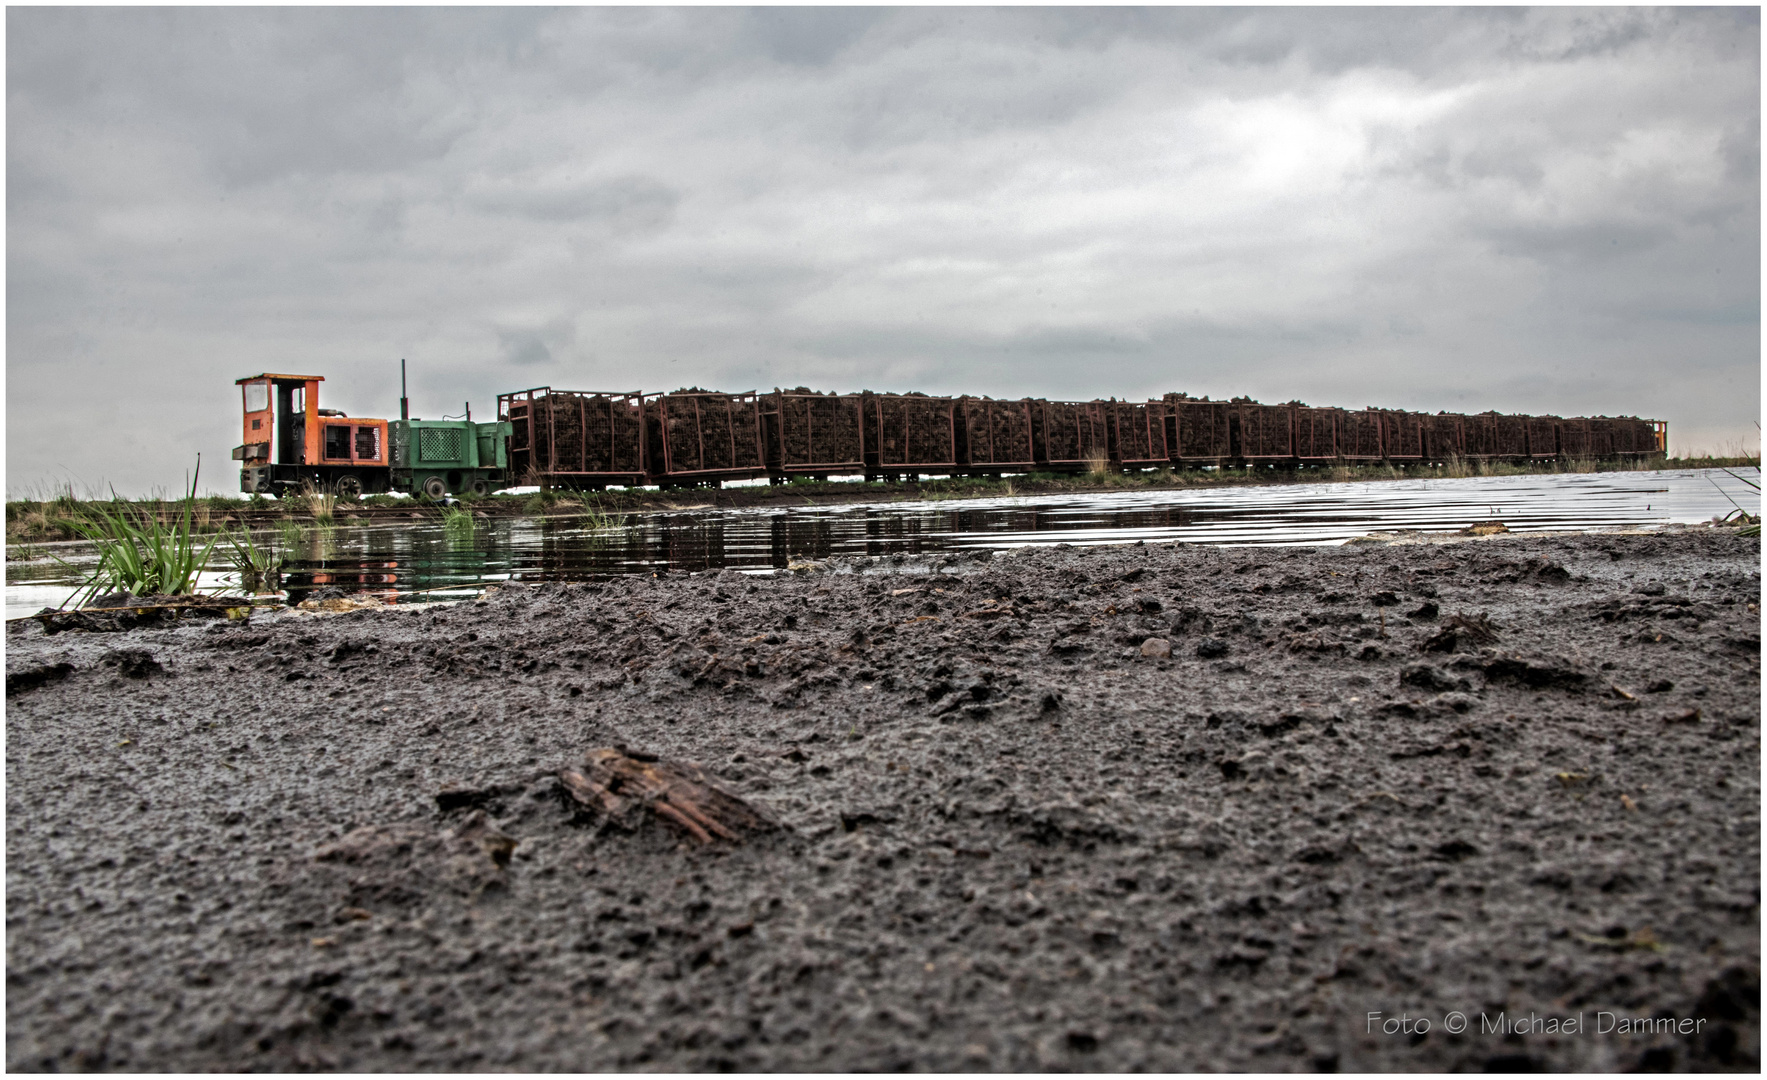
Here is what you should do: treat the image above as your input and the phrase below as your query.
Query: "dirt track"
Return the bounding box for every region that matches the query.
[5,528,1760,1071]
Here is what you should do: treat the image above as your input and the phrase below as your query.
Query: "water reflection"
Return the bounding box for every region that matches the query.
[6,469,1758,618]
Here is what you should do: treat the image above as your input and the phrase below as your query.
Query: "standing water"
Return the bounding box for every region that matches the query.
[6,468,1757,620]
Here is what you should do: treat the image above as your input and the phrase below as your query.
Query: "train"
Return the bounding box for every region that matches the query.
[233,369,1667,497]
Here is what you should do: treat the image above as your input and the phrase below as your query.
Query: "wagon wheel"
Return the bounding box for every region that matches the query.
[421,476,448,500]
[333,475,363,501]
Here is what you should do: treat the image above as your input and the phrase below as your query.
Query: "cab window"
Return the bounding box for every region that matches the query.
[243,382,269,413]
[323,424,352,460]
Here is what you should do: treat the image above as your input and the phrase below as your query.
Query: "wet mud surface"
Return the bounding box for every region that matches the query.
[6,530,1760,1071]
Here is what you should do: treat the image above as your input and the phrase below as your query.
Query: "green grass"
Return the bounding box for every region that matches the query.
[219,527,280,593]
[56,466,220,606]
[274,517,305,549]
[1713,467,1761,537]
[441,505,477,538]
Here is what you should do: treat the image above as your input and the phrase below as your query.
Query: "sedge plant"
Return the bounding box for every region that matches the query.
[219,527,281,593]
[57,459,221,606]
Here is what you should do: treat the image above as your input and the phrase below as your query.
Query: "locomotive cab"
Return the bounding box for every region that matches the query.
[234,373,391,497]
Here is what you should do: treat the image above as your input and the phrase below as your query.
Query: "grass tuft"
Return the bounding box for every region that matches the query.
[57,462,220,606]
[441,505,477,538]
[220,527,281,593]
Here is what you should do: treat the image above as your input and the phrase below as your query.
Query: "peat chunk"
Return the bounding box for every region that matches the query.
[1400,664,1471,693]
[1455,651,1588,690]
[1421,612,1499,652]
[1195,638,1229,659]
[101,649,163,679]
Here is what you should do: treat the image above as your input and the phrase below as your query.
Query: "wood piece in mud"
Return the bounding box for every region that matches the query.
[558,747,776,843]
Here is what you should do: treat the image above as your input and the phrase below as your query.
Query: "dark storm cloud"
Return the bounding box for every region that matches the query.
[6,7,1759,494]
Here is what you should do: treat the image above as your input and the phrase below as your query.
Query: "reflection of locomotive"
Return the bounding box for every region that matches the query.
[233,371,509,498]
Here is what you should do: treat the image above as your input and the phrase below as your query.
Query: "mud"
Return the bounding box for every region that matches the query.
[5,529,1760,1071]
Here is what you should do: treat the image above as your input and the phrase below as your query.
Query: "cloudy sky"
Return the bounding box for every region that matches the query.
[7,6,1759,495]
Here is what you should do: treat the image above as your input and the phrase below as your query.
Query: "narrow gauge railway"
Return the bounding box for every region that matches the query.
[233,370,1666,497]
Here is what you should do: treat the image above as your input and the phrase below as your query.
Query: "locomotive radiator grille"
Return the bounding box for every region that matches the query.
[419,428,464,462]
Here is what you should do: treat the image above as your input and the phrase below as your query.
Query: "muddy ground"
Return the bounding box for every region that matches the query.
[5,529,1760,1071]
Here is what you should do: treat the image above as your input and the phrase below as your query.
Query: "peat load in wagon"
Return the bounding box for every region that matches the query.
[1380,410,1425,461]
[1525,415,1560,460]
[1108,400,1170,467]
[1234,400,1293,461]
[1586,417,1619,458]
[1611,417,1660,456]
[542,392,644,474]
[1558,417,1592,458]
[865,393,958,472]
[1293,404,1337,461]
[1339,409,1384,461]
[648,390,765,477]
[1164,395,1231,462]
[1493,413,1529,459]
[1035,400,1110,467]
[767,389,865,472]
[499,389,644,480]
[1423,413,1465,459]
[1461,413,1501,459]
[959,397,1035,469]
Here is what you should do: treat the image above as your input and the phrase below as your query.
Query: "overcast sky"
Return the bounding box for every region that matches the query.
[7,6,1759,495]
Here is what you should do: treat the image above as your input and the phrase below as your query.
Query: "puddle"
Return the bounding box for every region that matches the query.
[7,468,1757,620]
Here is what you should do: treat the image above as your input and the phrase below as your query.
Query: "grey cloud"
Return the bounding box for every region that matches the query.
[497,331,550,367]
[739,7,890,67]
[496,320,576,368]
[468,176,678,228]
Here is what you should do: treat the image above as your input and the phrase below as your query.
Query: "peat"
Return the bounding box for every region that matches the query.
[4,530,1759,1071]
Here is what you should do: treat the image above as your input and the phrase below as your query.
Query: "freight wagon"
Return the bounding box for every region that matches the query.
[237,371,1667,496]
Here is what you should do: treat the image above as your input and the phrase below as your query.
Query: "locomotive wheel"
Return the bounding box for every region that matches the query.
[421,476,448,500]
[470,479,490,497]
[333,475,363,500]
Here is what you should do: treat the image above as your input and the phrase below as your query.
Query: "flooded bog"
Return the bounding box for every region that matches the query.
[7,468,1758,618]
